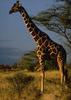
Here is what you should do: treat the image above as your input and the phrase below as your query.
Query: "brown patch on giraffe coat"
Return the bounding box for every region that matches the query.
[31,31,36,36]
[31,28,38,36]
[37,36,46,45]
[29,23,34,28]
[24,17,27,20]
[37,37,43,45]
[33,33,40,41]
[22,13,25,17]
[44,40,48,46]
[25,20,28,24]
[25,15,29,19]
[29,27,33,32]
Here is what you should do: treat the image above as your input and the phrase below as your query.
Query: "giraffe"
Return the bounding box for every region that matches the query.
[9,1,68,93]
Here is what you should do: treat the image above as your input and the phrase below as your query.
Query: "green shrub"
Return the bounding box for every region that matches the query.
[45,59,58,70]
[15,50,58,71]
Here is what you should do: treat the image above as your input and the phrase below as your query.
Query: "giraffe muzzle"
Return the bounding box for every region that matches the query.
[9,10,13,14]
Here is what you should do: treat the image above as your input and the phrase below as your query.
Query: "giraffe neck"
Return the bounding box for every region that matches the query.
[19,6,41,41]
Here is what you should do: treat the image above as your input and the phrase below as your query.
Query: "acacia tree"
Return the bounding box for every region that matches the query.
[32,0,71,48]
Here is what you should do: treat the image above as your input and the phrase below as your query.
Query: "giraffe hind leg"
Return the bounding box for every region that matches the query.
[57,56,65,85]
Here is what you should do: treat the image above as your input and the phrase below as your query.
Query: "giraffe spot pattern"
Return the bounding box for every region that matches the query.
[29,27,33,32]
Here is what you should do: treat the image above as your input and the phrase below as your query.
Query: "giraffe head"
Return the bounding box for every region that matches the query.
[9,1,21,14]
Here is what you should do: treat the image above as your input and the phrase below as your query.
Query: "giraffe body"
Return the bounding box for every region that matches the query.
[9,1,67,93]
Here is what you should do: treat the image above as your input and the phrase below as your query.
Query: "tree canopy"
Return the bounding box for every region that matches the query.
[32,0,71,47]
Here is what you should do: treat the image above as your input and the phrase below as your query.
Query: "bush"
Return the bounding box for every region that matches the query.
[16,50,58,71]
[45,59,58,70]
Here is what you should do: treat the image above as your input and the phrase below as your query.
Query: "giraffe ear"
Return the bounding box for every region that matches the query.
[16,0,20,5]
[17,0,22,7]
[17,1,19,4]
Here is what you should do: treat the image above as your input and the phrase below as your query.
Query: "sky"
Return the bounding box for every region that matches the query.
[0,0,71,63]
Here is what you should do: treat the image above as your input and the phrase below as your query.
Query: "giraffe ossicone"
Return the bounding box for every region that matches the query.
[9,1,68,93]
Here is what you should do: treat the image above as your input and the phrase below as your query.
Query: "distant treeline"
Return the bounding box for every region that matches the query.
[0,64,12,71]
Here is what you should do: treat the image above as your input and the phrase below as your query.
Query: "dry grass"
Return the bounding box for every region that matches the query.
[0,69,71,100]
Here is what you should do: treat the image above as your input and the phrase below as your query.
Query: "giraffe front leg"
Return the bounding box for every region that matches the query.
[39,57,45,94]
